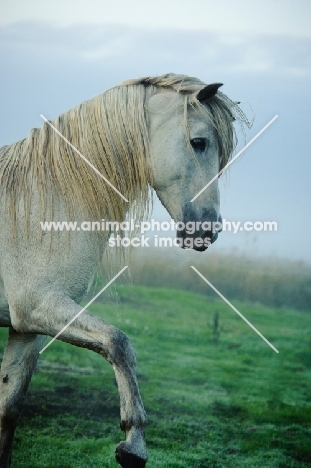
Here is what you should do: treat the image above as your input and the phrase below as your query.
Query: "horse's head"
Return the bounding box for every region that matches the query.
[147,81,234,252]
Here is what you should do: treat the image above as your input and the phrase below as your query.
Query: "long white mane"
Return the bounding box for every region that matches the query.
[0,73,250,234]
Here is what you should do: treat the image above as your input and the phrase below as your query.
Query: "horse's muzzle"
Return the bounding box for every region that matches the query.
[177,213,222,252]
[194,231,219,251]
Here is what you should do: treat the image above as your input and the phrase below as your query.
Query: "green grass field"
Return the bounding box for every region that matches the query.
[0,285,310,467]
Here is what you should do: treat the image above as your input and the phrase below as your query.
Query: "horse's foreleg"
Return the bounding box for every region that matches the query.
[0,328,45,467]
[11,293,148,467]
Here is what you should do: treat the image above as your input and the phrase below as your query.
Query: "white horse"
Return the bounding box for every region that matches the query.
[0,74,248,467]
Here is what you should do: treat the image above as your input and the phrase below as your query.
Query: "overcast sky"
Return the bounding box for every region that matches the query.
[1,0,310,36]
[0,1,310,263]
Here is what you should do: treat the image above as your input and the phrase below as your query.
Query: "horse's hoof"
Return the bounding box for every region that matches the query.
[115,442,147,468]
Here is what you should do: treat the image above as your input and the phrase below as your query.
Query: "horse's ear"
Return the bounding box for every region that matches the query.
[197,83,223,102]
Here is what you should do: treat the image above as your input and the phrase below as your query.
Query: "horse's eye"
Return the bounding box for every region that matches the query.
[190,138,207,153]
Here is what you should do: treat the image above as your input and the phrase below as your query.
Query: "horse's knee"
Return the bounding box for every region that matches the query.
[108,329,136,368]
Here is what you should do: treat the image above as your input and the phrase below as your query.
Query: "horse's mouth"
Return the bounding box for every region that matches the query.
[177,209,222,252]
[178,231,219,252]
[193,232,219,252]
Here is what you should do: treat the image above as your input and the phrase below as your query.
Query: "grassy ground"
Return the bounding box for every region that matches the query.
[0,285,310,467]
